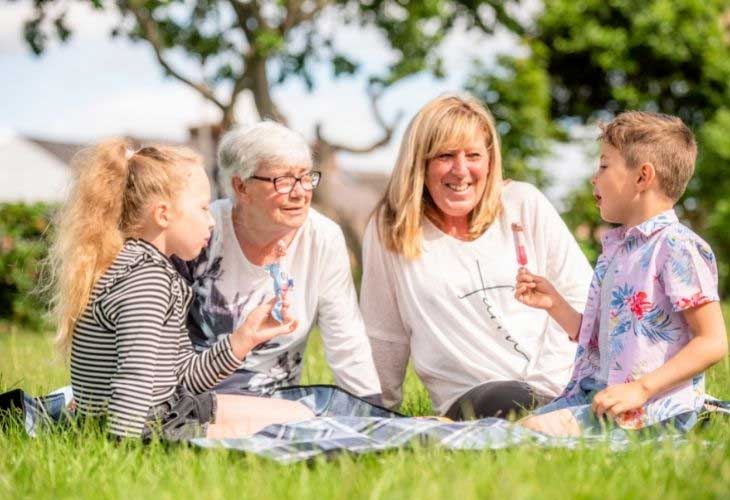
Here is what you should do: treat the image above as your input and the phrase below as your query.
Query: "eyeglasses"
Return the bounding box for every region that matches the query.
[248,171,322,194]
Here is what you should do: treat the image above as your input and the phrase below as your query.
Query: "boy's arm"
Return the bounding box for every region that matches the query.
[593,301,727,418]
[639,301,727,398]
[515,268,583,340]
[547,295,583,341]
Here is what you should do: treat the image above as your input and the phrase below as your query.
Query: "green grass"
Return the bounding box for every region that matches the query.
[2,321,730,499]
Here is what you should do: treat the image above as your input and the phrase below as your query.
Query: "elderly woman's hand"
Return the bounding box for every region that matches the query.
[230,298,298,359]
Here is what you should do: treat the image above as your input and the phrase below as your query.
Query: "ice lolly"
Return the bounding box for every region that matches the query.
[264,261,294,323]
[263,240,293,323]
[511,222,528,266]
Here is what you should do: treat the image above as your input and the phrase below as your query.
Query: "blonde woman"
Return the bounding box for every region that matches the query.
[360,93,593,419]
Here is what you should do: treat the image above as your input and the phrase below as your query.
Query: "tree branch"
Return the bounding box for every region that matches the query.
[227,0,257,42]
[281,0,331,35]
[315,89,403,154]
[126,6,227,112]
[228,0,270,35]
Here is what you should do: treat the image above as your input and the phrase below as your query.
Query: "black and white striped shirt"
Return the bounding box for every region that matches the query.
[70,239,241,437]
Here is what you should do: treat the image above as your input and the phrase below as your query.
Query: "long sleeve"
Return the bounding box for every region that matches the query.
[316,225,382,397]
[175,332,242,395]
[369,337,410,410]
[360,218,411,409]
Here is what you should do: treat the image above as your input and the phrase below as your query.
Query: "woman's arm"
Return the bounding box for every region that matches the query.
[369,337,410,409]
[316,225,382,398]
[360,218,411,409]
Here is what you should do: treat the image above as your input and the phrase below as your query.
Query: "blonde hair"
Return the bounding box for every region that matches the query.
[599,111,697,201]
[375,93,503,258]
[47,139,202,352]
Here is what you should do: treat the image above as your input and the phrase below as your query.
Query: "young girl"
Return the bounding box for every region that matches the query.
[49,139,315,439]
[515,111,727,436]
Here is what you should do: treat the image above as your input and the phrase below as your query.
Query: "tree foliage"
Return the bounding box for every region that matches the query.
[467,53,561,186]
[480,0,730,291]
[19,0,527,147]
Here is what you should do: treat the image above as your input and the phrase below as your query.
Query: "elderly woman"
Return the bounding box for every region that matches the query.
[360,93,593,419]
[174,121,381,401]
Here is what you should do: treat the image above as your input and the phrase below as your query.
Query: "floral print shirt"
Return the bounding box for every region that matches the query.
[557,209,719,429]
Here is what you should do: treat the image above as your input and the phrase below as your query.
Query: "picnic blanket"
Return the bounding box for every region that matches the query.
[2,385,729,464]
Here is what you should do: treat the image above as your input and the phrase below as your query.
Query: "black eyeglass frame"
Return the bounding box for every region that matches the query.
[247,171,322,194]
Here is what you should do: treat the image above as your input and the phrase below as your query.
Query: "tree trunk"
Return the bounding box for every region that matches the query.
[247,56,286,124]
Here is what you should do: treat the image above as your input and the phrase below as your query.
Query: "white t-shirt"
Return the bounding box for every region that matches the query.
[175,199,381,397]
[360,181,593,414]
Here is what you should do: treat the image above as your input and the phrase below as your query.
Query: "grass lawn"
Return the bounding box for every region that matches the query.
[2,321,730,499]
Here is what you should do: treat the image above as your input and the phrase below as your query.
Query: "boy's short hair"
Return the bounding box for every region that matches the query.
[599,111,697,201]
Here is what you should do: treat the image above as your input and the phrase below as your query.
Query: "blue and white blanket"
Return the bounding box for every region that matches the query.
[2,385,728,464]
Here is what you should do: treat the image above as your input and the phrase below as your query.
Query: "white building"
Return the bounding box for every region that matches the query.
[0,131,75,203]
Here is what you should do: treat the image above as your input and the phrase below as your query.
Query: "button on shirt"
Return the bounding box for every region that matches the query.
[560,210,719,429]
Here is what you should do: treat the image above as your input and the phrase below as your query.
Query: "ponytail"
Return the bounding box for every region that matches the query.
[48,139,130,351]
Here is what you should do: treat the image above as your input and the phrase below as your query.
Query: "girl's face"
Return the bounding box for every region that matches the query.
[166,164,215,260]
[424,129,490,228]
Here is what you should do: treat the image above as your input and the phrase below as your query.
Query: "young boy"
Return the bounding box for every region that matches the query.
[515,111,727,437]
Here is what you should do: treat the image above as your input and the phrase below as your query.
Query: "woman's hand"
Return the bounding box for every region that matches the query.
[591,382,650,419]
[230,298,298,359]
[514,267,559,310]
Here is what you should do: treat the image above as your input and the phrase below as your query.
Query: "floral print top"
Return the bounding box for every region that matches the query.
[557,209,719,429]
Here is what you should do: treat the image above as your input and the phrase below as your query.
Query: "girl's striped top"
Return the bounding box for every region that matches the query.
[70,239,242,437]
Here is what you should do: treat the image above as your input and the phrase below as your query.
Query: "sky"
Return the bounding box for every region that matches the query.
[0,1,596,204]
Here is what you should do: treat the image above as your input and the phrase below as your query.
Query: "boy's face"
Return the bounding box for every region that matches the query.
[591,143,639,225]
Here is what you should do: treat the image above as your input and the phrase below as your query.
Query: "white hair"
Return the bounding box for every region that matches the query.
[217,121,312,200]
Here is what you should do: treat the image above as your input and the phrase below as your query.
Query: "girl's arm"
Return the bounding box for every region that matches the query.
[593,301,727,418]
[176,299,297,394]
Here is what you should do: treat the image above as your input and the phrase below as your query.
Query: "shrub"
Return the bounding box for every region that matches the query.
[0,203,55,330]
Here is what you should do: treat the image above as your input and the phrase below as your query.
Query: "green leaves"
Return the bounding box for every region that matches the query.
[0,203,55,330]
[521,0,730,291]
[467,54,559,187]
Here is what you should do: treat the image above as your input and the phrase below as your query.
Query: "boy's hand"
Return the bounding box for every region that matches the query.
[514,267,559,310]
[591,382,650,419]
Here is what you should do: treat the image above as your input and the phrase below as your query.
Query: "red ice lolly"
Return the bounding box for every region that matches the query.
[511,222,528,266]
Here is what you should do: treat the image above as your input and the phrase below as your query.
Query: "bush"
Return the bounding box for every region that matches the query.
[0,203,55,330]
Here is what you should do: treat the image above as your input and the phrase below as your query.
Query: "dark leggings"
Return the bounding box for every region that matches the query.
[445,380,542,420]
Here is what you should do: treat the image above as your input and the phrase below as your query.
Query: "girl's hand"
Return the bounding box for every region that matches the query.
[591,382,650,419]
[514,268,559,310]
[232,298,298,357]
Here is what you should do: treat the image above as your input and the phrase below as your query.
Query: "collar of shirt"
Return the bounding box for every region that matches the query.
[126,238,176,271]
[600,209,678,254]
